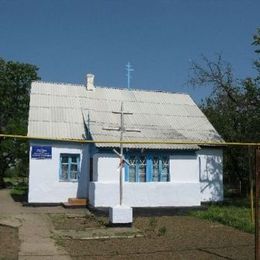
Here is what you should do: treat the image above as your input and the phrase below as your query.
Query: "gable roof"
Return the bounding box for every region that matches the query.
[28,81,223,150]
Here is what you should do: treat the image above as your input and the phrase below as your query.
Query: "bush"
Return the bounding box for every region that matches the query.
[6,177,28,202]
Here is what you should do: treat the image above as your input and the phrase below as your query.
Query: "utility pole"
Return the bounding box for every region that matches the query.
[255,147,260,260]
[103,102,140,205]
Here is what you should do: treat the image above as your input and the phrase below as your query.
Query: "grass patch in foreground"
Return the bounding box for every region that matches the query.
[190,205,254,233]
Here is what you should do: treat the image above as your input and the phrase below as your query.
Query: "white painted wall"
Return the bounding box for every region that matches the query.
[170,154,198,183]
[93,153,121,182]
[28,142,89,203]
[89,182,201,207]
[89,152,201,207]
[197,148,223,202]
[29,145,223,205]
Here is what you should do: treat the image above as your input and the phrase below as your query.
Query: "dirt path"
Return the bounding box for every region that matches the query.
[0,225,19,259]
[0,189,255,259]
[17,213,70,259]
[0,189,87,259]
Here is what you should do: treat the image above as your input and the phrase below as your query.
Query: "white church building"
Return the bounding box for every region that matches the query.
[27,74,224,208]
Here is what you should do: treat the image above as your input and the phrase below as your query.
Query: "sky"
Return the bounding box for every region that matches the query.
[0,0,259,103]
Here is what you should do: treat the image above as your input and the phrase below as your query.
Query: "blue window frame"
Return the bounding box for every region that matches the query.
[59,154,80,182]
[160,156,170,182]
[128,155,147,182]
[125,153,169,182]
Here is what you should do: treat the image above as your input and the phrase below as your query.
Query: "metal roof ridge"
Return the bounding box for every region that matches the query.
[31,80,190,97]
[32,80,84,88]
[94,85,190,96]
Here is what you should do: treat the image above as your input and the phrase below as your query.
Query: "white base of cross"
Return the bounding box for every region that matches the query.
[109,205,133,224]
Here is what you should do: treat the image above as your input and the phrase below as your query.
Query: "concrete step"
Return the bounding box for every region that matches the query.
[62,202,87,209]
[62,198,88,208]
[68,198,88,205]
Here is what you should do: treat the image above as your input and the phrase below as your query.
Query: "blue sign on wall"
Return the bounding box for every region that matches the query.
[31,146,52,159]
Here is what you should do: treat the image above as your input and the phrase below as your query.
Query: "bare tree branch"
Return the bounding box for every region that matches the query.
[188,54,239,104]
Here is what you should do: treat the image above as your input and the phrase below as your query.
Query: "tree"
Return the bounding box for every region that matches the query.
[188,29,260,197]
[0,58,39,187]
[253,28,260,77]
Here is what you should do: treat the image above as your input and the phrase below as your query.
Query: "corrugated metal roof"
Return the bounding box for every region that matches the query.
[28,81,223,150]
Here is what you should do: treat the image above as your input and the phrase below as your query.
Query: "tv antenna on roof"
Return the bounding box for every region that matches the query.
[126,62,134,90]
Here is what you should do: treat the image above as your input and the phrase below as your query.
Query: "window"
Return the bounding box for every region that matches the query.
[161,156,170,182]
[139,156,147,182]
[128,155,147,182]
[152,156,160,181]
[60,154,80,181]
[129,155,137,182]
[125,153,169,182]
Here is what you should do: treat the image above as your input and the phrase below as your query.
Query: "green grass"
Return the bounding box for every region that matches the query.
[190,204,254,233]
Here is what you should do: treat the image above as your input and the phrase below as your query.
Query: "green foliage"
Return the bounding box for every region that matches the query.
[148,217,157,230]
[189,29,260,196]
[3,176,27,187]
[158,226,167,236]
[0,58,39,187]
[190,204,254,233]
[10,182,28,196]
[4,176,28,196]
[145,217,167,237]
[7,176,28,202]
[252,28,260,75]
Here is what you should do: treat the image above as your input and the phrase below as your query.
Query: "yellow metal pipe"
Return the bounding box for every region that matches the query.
[0,133,259,147]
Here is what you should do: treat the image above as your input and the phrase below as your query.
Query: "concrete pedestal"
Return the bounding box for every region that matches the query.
[109,205,133,224]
